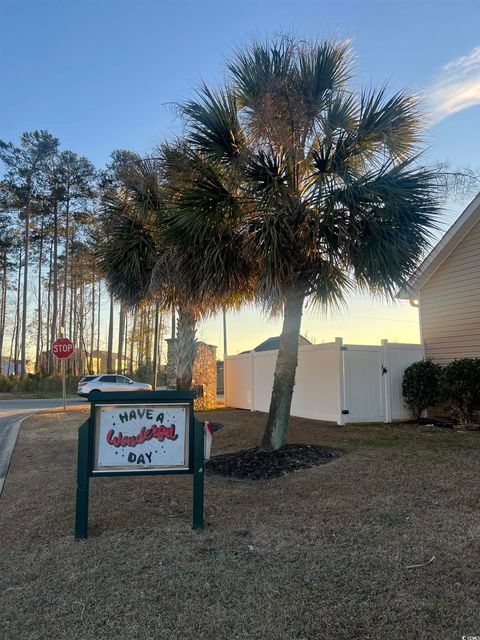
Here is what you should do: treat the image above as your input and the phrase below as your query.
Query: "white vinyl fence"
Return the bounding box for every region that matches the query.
[224,338,424,424]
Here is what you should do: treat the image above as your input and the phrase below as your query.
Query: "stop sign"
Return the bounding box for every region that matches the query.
[52,338,75,359]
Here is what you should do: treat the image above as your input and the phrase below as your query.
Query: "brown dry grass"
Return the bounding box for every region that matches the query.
[1,407,480,640]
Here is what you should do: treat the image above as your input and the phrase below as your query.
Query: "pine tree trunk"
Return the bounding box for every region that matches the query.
[14,248,22,375]
[69,273,74,343]
[89,270,95,373]
[79,280,85,375]
[61,196,70,328]
[20,187,32,378]
[67,243,75,374]
[123,313,129,374]
[45,239,53,370]
[261,292,305,451]
[49,204,59,374]
[130,310,137,374]
[107,294,114,372]
[96,281,101,370]
[0,255,7,361]
[138,310,144,370]
[35,212,45,370]
[176,304,196,391]
[145,305,152,372]
[117,304,125,374]
[72,283,78,376]
[8,303,16,375]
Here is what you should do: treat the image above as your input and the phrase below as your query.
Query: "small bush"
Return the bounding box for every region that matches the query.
[0,374,14,392]
[443,358,480,425]
[402,359,443,418]
[0,373,81,395]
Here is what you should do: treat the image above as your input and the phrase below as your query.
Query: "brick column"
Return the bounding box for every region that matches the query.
[192,342,218,410]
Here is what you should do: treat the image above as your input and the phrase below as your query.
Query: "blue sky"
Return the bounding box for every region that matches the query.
[1,0,480,355]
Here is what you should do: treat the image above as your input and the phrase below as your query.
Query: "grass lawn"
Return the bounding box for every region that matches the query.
[1,408,479,640]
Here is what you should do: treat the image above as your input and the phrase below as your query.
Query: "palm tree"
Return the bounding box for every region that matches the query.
[171,36,439,450]
[98,153,207,390]
[97,156,164,377]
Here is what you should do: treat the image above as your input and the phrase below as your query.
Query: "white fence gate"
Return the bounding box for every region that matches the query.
[224,338,424,424]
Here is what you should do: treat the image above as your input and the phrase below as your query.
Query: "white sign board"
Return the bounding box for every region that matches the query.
[93,404,189,472]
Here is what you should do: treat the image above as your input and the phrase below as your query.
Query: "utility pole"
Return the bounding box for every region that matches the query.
[223,308,228,358]
[171,307,176,340]
[152,302,160,390]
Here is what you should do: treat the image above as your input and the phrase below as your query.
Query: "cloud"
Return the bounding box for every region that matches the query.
[428,46,480,123]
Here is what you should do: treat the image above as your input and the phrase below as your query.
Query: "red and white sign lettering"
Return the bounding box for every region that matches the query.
[94,404,189,471]
[51,338,75,359]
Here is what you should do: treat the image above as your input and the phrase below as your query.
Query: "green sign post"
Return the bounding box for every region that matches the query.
[75,390,204,539]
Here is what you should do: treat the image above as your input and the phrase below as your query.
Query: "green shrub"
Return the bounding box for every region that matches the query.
[0,374,14,392]
[402,359,443,418]
[443,358,480,425]
[0,373,81,395]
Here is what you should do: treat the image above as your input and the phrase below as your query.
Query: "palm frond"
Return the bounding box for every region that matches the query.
[182,85,245,161]
[357,86,423,160]
[229,36,296,109]
[98,198,159,307]
[329,162,440,295]
[297,40,353,122]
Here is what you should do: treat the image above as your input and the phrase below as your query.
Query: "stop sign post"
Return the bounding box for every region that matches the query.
[52,338,75,410]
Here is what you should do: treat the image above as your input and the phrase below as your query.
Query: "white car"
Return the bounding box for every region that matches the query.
[77,374,152,398]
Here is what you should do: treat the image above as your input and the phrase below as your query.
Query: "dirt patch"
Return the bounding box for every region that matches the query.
[1,408,480,640]
[207,444,342,479]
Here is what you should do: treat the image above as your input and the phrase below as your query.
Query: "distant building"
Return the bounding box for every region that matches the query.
[241,335,311,354]
[37,349,128,374]
[83,350,128,374]
[1,357,35,376]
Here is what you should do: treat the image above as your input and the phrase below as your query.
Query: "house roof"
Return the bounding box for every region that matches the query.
[242,335,312,354]
[398,191,480,299]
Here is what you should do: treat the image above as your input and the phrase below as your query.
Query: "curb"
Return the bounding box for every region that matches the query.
[0,413,35,499]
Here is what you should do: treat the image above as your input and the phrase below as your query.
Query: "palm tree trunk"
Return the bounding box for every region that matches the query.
[261,292,305,451]
[176,304,196,391]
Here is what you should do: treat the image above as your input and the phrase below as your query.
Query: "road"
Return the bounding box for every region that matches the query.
[0,397,84,496]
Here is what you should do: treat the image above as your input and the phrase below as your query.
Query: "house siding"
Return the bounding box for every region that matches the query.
[420,217,480,364]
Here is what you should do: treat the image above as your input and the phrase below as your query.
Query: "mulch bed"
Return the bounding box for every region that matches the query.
[414,417,456,429]
[206,443,342,480]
